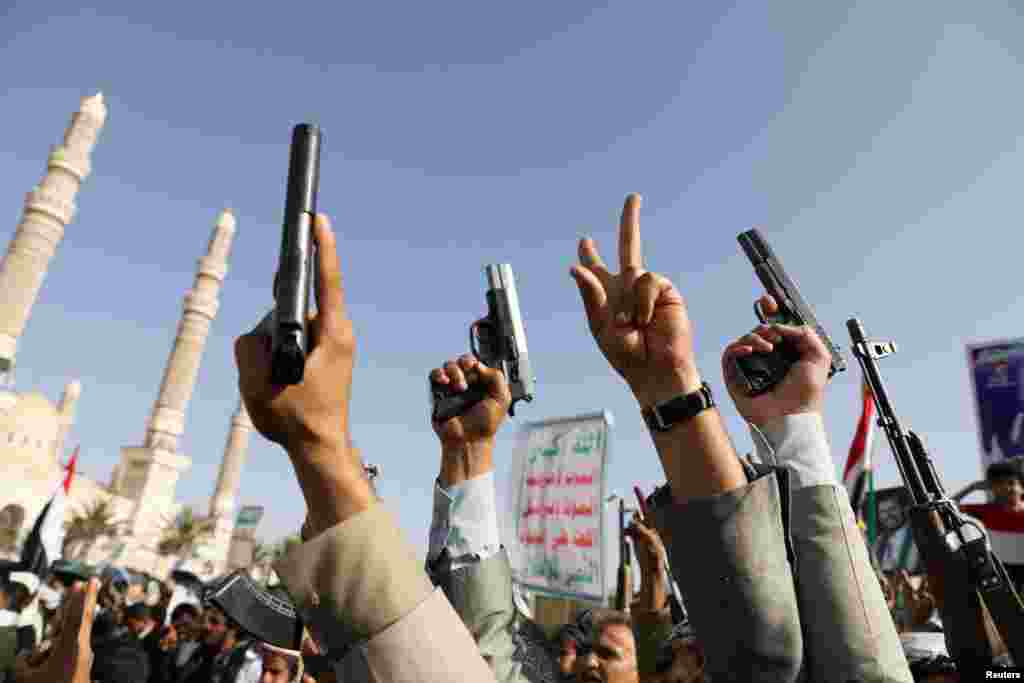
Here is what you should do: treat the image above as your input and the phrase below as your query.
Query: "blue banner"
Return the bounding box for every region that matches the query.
[967,338,1024,470]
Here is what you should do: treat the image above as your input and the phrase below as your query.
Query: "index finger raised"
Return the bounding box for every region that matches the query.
[314,214,348,330]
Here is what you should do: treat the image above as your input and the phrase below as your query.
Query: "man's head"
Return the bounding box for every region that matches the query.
[573,610,638,683]
[123,602,156,638]
[987,460,1024,509]
[99,569,129,611]
[202,604,244,651]
[258,645,301,683]
[877,496,908,533]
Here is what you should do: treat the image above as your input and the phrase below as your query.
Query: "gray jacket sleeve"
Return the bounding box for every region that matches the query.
[753,414,913,683]
[652,470,805,683]
[427,549,559,683]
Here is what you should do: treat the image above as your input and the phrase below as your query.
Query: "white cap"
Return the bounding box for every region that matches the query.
[9,571,40,594]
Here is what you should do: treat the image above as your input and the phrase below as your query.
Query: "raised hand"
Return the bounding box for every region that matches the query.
[625,517,669,612]
[236,214,356,454]
[895,570,936,629]
[571,194,702,407]
[17,578,99,683]
[722,294,831,425]
[235,214,371,536]
[430,355,511,486]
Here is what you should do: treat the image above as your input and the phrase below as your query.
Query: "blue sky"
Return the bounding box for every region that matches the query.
[3,1,1023,591]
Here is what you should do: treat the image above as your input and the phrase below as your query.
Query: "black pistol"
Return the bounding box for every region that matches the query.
[734,229,845,395]
[431,264,535,422]
[271,124,322,385]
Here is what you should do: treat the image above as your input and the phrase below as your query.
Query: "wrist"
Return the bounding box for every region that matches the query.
[287,438,373,537]
[439,439,495,488]
[637,585,668,612]
[630,368,703,408]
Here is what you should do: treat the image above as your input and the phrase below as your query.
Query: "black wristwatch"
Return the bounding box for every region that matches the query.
[641,382,715,433]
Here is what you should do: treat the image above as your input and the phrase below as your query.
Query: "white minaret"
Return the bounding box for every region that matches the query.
[207,398,253,575]
[116,209,237,574]
[54,379,82,461]
[0,94,107,383]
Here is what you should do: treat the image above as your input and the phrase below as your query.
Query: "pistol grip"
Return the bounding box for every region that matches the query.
[431,382,490,422]
[733,340,802,396]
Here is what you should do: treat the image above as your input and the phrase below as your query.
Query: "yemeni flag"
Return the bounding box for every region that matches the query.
[959,503,1024,566]
[844,380,879,543]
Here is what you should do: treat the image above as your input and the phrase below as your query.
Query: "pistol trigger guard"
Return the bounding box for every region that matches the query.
[469,321,483,361]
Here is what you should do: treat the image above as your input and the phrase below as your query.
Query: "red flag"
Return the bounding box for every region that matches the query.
[63,445,79,494]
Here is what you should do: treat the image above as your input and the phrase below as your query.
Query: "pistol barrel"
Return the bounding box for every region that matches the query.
[485,264,535,405]
[272,124,322,385]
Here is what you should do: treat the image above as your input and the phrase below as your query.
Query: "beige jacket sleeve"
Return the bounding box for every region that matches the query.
[274,502,497,683]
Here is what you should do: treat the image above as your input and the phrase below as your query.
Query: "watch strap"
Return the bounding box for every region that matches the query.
[642,382,714,432]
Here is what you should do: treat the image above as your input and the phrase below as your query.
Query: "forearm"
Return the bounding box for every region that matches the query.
[750,412,836,489]
[438,440,495,488]
[654,409,747,503]
[653,472,804,681]
[638,370,746,504]
[632,606,673,675]
[428,442,502,570]
[288,439,374,540]
[752,412,912,681]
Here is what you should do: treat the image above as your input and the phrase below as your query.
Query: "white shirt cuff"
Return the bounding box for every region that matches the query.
[427,471,502,568]
[749,412,838,490]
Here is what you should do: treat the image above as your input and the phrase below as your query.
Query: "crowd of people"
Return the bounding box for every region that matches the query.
[1,193,1021,681]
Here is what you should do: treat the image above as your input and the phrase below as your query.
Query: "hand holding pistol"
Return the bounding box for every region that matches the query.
[734,229,845,395]
[430,265,535,422]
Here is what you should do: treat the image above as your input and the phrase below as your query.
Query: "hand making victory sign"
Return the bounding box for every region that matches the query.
[570,194,702,408]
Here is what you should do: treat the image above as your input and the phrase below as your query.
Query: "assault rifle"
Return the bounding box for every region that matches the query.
[848,318,1024,669]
